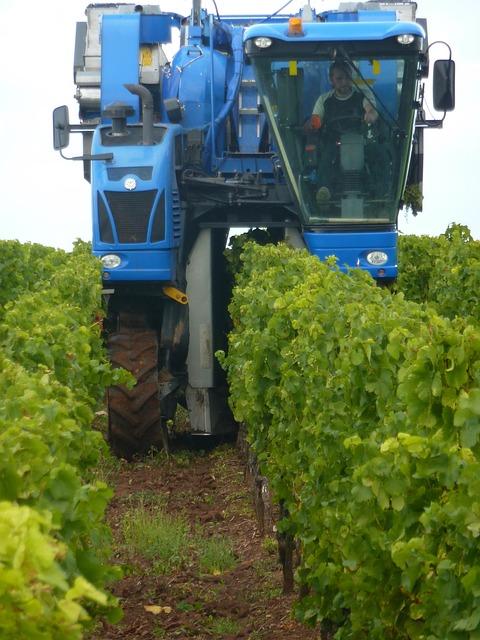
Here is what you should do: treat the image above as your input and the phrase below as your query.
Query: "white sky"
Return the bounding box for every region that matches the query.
[0,0,478,249]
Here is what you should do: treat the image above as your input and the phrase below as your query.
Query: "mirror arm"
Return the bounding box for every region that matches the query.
[69,124,96,133]
[416,105,446,129]
[416,119,444,129]
[56,124,112,161]
[425,40,452,60]
[59,149,114,161]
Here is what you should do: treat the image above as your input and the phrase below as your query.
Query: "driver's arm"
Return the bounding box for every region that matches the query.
[364,100,378,124]
[362,88,378,124]
[305,94,327,132]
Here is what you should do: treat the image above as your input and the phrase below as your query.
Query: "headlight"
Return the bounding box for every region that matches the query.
[397,34,415,45]
[366,251,388,266]
[254,37,272,49]
[101,254,121,269]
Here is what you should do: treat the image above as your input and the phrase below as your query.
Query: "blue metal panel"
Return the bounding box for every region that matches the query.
[90,123,183,282]
[322,12,357,23]
[303,230,398,278]
[218,14,294,26]
[358,11,396,22]
[164,46,227,130]
[244,21,425,43]
[216,155,276,175]
[140,14,172,43]
[101,14,140,122]
[93,249,176,282]
[323,10,396,22]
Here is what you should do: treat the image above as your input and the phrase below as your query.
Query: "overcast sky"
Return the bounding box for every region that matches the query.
[1,0,478,250]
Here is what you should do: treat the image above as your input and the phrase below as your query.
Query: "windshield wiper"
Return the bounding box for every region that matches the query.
[337,48,404,134]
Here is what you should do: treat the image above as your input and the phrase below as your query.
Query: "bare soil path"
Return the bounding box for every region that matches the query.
[91,440,319,640]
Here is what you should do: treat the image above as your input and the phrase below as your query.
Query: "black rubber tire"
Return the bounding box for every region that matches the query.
[107,325,164,460]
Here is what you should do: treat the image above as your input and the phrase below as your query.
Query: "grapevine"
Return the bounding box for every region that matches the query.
[0,240,128,636]
[222,239,480,639]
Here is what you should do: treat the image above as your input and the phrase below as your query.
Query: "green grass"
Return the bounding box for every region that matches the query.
[120,502,190,574]
[144,445,198,468]
[207,616,241,636]
[176,600,203,613]
[123,489,167,509]
[197,535,237,574]
[87,445,122,485]
[261,535,278,556]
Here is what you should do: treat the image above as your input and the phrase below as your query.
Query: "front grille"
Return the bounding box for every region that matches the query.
[172,189,182,240]
[98,194,114,243]
[105,190,157,243]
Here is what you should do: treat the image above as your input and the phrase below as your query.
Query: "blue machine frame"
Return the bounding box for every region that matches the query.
[87,5,428,283]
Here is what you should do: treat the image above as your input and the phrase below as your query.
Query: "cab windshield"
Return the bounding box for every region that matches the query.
[252,52,418,226]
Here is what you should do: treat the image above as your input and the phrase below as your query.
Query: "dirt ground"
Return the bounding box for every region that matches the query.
[91,438,319,640]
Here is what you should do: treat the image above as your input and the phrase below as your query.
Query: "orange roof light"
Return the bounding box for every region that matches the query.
[288,17,303,36]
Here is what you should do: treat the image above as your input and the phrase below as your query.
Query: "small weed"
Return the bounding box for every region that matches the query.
[258,583,282,600]
[152,624,167,638]
[253,556,277,577]
[175,405,191,432]
[126,490,167,509]
[210,443,234,459]
[177,600,202,613]
[173,448,200,468]
[170,627,193,638]
[207,616,241,636]
[198,584,223,602]
[145,445,197,468]
[197,536,236,574]
[88,447,121,485]
[120,503,190,574]
[116,562,136,576]
[174,489,196,504]
[144,447,168,466]
[202,493,214,505]
[261,535,278,556]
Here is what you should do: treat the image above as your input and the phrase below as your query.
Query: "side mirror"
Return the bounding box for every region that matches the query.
[53,105,70,150]
[52,106,113,163]
[433,59,455,112]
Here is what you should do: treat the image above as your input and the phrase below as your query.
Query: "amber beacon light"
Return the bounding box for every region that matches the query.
[288,17,303,36]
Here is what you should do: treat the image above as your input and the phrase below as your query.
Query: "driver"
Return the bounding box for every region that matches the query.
[305,60,378,202]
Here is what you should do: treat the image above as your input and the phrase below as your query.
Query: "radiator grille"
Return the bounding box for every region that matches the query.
[98,194,114,243]
[105,190,157,243]
[172,188,182,241]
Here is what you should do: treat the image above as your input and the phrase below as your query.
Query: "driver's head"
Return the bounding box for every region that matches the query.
[329,61,353,97]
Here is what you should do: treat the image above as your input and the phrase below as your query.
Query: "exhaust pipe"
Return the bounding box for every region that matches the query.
[124,83,154,145]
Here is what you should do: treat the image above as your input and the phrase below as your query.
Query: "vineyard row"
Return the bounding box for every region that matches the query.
[222,232,480,639]
[0,240,127,638]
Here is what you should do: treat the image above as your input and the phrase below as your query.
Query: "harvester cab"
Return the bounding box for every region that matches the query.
[52,0,455,457]
[244,3,455,277]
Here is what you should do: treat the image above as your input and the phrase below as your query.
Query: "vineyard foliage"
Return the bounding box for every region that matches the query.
[221,237,480,639]
[397,223,480,321]
[0,240,128,638]
[0,240,71,310]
